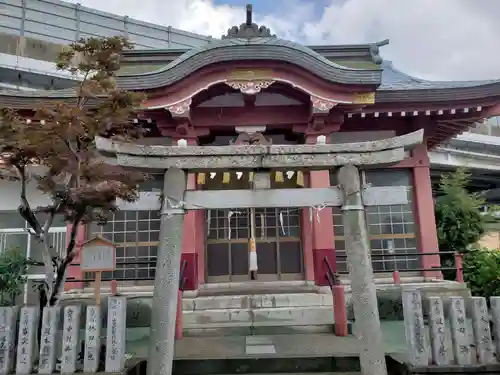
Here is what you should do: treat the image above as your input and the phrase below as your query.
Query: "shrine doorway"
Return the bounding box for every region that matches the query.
[202,171,304,283]
[205,206,303,282]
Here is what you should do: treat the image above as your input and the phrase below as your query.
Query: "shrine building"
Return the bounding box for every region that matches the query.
[1,5,500,301]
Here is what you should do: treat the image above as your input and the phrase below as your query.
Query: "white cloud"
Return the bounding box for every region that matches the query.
[67,0,500,80]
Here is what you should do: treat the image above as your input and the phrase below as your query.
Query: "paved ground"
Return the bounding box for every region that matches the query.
[124,321,409,360]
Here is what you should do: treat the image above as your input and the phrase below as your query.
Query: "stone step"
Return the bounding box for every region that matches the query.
[184,306,335,328]
[183,292,332,311]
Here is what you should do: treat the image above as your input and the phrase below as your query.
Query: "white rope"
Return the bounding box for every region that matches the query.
[259,213,266,239]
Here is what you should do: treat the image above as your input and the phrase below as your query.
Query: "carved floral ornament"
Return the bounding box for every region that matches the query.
[310,96,338,111]
[166,98,192,115]
[225,80,275,95]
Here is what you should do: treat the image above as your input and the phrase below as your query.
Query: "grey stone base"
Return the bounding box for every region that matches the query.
[387,354,500,375]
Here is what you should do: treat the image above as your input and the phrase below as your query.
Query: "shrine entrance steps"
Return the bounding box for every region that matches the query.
[183,282,334,337]
[181,280,470,337]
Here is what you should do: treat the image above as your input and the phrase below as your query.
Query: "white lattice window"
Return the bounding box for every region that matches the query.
[331,170,418,274]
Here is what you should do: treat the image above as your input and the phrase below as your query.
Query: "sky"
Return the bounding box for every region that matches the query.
[64,0,500,81]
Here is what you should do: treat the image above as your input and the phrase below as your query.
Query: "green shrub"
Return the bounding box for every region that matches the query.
[435,168,488,253]
[0,247,31,306]
[463,248,500,299]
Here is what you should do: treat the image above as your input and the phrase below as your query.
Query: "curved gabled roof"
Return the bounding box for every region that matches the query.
[117,37,381,89]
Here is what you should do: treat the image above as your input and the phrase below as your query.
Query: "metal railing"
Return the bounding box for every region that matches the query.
[65,259,190,287]
[334,251,463,281]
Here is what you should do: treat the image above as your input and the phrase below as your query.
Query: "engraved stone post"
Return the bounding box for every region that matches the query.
[337,165,387,375]
[61,305,82,374]
[470,296,495,364]
[105,297,127,372]
[84,306,101,372]
[448,297,471,365]
[147,167,187,375]
[428,297,449,365]
[402,289,429,366]
[490,297,500,360]
[0,307,19,375]
[38,307,60,374]
[15,307,38,375]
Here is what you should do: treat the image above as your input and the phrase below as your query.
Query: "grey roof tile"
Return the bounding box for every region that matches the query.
[376,61,500,103]
[379,61,500,90]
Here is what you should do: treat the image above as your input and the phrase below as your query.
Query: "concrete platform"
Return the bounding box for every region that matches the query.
[125,321,409,360]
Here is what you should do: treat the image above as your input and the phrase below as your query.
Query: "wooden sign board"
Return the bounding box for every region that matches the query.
[81,236,116,272]
[80,236,116,306]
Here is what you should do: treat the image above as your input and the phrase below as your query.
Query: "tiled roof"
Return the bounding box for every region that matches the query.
[379,61,500,91]
[116,37,382,88]
[376,61,500,103]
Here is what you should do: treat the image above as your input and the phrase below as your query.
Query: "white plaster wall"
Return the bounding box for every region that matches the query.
[0,179,51,211]
[0,180,161,212]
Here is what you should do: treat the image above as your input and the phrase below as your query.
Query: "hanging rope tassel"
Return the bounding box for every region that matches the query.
[274,171,285,183]
[260,213,266,239]
[249,238,258,272]
[197,173,206,185]
[296,171,305,187]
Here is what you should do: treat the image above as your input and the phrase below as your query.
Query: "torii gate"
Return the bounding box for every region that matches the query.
[96,129,424,375]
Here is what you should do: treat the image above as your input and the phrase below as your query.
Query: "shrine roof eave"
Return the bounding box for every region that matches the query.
[376,82,500,103]
[2,84,500,111]
[376,61,500,103]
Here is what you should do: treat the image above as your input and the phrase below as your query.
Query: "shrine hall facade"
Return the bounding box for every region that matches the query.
[2,15,500,293]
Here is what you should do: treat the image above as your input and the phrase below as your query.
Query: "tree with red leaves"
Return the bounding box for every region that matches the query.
[0,36,147,306]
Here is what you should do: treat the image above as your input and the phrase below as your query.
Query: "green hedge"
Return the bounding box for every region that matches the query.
[463,248,500,299]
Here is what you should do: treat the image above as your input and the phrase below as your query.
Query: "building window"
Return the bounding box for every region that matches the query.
[88,210,160,284]
[331,170,418,274]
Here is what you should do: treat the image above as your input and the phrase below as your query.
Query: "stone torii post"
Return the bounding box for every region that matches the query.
[96,129,423,375]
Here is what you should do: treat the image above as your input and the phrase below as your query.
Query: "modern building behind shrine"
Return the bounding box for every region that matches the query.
[2,1,500,301]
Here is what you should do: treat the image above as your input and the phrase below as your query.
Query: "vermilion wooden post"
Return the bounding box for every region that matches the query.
[110,280,118,296]
[455,253,464,283]
[392,270,401,284]
[175,290,183,340]
[333,284,348,336]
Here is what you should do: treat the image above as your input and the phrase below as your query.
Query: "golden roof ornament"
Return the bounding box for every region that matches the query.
[222,4,276,39]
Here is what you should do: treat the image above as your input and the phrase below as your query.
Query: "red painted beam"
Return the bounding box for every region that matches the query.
[191,105,310,127]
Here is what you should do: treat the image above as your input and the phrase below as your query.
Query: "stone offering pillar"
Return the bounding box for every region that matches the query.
[38,307,60,374]
[338,165,387,375]
[105,297,127,372]
[147,167,187,375]
[402,289,429,366]
[490,297,500,360]
[15,307,38,375]
[470,297,495,364]
[427,297,449,365]
[0,307,18,375]
[84,305,102,373]
[61,305,82,374]
[448,296,472,365]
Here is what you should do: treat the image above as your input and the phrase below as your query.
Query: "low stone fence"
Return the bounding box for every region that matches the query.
[0,297,127,375]
[403,289,500,366]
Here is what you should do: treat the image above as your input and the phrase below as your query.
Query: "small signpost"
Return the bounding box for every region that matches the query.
[80,236,116,306]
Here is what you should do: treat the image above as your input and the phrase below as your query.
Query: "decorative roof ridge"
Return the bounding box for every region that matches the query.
[369,39,389,64]
[222,4,275,39]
